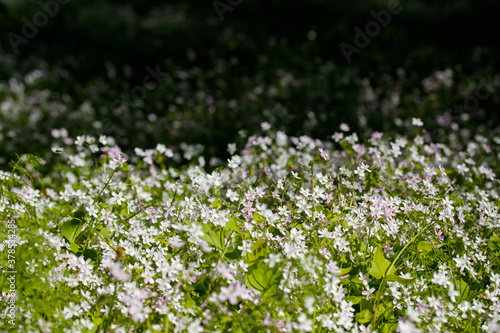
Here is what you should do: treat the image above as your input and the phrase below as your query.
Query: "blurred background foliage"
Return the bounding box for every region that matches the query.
[0,0,499,167]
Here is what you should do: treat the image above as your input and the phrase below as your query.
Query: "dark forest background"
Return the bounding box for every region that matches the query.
[1,0,499,167]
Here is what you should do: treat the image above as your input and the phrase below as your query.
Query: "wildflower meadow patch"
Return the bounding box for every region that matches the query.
[1,2,500,332]
[1,123,500,332]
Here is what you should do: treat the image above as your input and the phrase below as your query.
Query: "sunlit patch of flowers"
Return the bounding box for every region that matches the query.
[1,122,500,332]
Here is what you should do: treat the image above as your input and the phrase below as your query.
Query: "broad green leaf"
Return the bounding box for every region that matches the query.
[382,323,398,333]
[253,212,265,224]
[225,217,241,233]
[73,205,86,220]
[245,238,268,263]
[368,247,396,279]
[346,295,362,304]
[355,309,373,324]
[338,254,348,264]
[61,219,83,244]
[83,248,98,262]
[184,290,197,308]
[212,199,222,209]
[98,227,111,237]
[340,266,352,276]
[69,242,81,253]
[224,249,239,260]
[488,234,500,251]
[417,241,433,254]
[93,316,103,328]
[245,261,276,291]
[200,224,226,251]
[457,279,470,302]
[385,274,415,285]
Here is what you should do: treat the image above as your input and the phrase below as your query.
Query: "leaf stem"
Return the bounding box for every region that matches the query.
[371,217,438,328]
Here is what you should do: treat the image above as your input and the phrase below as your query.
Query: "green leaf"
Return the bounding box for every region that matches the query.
[329,214,341,222]
[212,199,222,209]
[385,274,415,286]
[340,141,355,156]
[488,234,500,251]
[93,316,103,328]
[346,295,362,304]
[245,238,268,264]
[253,212,265,224]
[349,276,364,285]
[192,276,210,297]
[98,227,111,238]
[200,224,226,251]
[382,324,398,333]
[61,219,83,244]
[184,289,197,308]
[417,241,433,254]
[224,249,239,260]
[355,309,373,324]
[245,261,277,291]
[457,279,470,302]
[368,247,396,279]
[225,217,241,233]
[340,254,348,264]
[73,205,86,221]
[83,248,98,262]
[340,266,352,276]
[69,243,81,253]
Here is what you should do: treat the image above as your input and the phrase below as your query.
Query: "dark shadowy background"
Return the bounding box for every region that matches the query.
[1,0,499,166]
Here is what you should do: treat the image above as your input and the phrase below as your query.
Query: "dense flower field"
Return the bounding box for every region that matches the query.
[1,121,500,332]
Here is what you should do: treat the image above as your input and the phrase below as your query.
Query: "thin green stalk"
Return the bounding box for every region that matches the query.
[163,312,170,333]
[310,163,316,220]
[371,217,438,328]
[81,169,116,253]
[384,219,438,277]
[95,169,117,202]
[311,308,318,333]
[102,280,119,333]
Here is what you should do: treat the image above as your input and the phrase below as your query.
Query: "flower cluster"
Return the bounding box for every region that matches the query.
[1,123,500,332]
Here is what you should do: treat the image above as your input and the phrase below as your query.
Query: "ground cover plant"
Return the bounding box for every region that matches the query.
[1,121,500,332]
[1,2,500,332]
